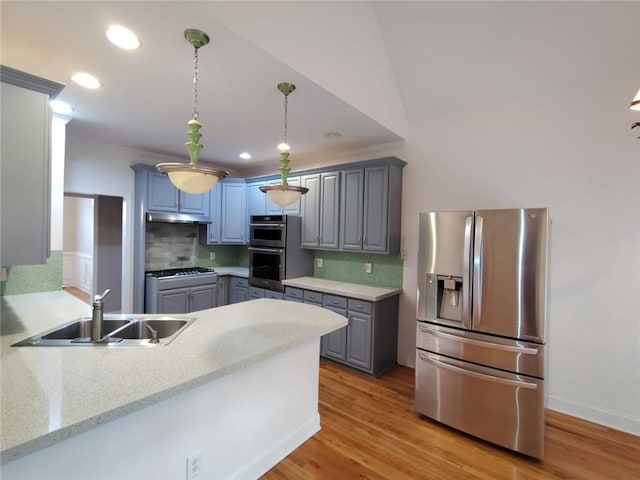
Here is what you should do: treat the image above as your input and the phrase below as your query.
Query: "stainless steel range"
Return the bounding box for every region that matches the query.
[145,267,217,313]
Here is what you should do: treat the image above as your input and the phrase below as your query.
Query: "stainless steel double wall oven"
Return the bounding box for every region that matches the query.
[248,215,313,292]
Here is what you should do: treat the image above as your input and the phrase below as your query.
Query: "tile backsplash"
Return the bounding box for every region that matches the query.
[145,223,199,271]
[313,250,403,288]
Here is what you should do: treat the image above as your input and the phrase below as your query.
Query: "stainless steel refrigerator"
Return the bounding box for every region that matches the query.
[416,208,549,459]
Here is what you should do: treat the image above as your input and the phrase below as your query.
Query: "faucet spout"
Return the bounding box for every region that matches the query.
[91,289,112,342]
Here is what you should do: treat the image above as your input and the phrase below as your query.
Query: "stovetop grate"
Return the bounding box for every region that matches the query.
[145,267,216,278]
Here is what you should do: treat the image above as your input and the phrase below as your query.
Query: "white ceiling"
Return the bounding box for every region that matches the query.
[0,1,403,172]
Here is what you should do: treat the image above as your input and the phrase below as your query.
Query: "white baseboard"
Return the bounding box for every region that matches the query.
[547,395,640,436]
[231,414,320,480]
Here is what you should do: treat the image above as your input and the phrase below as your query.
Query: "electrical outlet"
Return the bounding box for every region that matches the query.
[316,258,323,268]
[365,262,372,274]
[0,267,6,281]
[209,252,215,260]
[400,249,407,261]
[186,451,202,480]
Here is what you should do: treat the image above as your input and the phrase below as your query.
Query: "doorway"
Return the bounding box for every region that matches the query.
[63,193,123,313]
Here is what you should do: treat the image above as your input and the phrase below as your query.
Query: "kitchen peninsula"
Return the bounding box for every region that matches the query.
[0,291,346,479]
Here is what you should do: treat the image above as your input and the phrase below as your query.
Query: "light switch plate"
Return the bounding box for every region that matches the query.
[316,258,323,268]
[365,262,372,274]
[209,252,215,260]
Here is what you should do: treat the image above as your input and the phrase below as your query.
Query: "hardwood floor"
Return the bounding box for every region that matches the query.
[63,286,90,304]
[262,361,640,480]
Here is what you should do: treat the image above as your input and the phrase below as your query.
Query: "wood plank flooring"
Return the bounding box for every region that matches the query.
[63,286,90,304]
[262,361,640,480]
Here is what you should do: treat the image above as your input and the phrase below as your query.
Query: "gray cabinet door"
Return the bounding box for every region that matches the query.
[321,306,348,361]
[246,181,266,217]
[180,190,210,216]
[221,182,247,244]
[206,184,222,243]
[1,82,52,266]
[229,277,249,304]
[339,169,364,250]
[363,165,389,252]
[217,276,229,306]
[157,288,190,313]
[346,312,373,371]
[190,285,217,311]
[148,172,179,212]
[300,174,321,247]
[319,172,340,249]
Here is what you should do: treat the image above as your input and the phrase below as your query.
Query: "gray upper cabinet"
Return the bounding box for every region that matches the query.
[204,179,247,245]
[301,172,340,249]
[339,169,365,251]
[220,180,247,244]
[339,161,403,254]
[246,180,266,217]
[147,170,210,217]
[247,177,301,217]
[1,66,64,266]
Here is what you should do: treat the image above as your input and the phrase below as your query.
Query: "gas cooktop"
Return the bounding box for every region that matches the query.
[145,267,216,278]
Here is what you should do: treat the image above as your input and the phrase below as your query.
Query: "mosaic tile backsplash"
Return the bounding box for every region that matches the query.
[145,223,199,271]
[313,250,403,288]
[1,250,63,296]
[196,244,249,268]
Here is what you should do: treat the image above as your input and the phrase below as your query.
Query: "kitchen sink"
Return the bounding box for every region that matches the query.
[11,316,196,347]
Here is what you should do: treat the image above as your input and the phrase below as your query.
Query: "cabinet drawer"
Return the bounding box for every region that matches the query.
[323,294,347,309]
[230,277,248,289]
[285,287,303,300]
[348,298,372,314]
[264,290,284,300]
[303,290,323,305]
[249,286,265,299]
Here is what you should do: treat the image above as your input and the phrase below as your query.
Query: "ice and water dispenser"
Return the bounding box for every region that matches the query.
[423,274,463,323]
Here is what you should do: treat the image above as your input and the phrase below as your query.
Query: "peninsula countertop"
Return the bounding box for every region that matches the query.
[282,277,402,302]
[0,291,346,465]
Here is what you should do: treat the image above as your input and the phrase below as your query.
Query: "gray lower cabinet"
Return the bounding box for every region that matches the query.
[217,275,229,307]
[157,284,217,314]
[284,286,303,303]
[285,286,399,376]
[228,277,249,304]
[249,286,284,300]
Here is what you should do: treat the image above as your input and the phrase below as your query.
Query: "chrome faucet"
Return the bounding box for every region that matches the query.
[91,289,111,342]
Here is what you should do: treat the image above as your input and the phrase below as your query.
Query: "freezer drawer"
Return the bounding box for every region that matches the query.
[416,322,544,378]
[415,349,544,459]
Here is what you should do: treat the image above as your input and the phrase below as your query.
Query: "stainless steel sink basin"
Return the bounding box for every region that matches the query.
[12,316,195,347]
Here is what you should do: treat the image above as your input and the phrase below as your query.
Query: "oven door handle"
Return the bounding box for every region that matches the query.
[248,247,285,253]
[249,223,286,228]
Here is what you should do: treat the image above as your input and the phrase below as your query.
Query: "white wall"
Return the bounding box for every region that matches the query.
[212,2,640,435]
[50,115,70,251]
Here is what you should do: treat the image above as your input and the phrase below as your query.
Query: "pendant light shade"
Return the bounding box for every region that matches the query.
[260,82,308,207]
[157,28,228,194]
[631,87,640,111]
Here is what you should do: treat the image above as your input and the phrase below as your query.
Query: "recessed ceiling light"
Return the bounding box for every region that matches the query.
[71,72,102,89]
[50,100,74,115]
[324,132,342,139]
[106,25,141,50]
[239,152,252,160]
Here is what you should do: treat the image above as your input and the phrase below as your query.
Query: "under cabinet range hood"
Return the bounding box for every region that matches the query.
[146,212,211,224]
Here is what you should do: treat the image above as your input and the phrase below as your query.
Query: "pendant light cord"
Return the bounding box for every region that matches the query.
[282,92,288,145]
[192,46,199,121]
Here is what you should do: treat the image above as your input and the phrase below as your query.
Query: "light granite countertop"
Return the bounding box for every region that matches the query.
[0,291,346,465]
[214,266,248,277]
[282,277,402,302]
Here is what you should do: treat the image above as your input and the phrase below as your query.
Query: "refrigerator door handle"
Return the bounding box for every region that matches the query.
[473,214,484,326]
[418,325,539,355]
[462,216,473,329]
[418,352,538,390]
